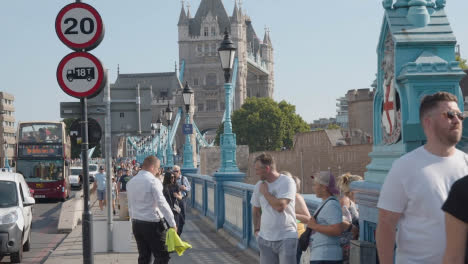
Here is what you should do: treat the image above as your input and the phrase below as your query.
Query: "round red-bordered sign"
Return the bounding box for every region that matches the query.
[57,52,106,98]
[55,2,104,51]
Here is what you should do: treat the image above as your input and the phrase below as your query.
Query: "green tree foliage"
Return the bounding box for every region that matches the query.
[215,98,309,152]
[456,55,468,70]
[62,118,102,159]
[327,124,341,130]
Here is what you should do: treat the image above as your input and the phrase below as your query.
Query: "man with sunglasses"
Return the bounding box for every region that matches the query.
[376,92,468,264]
[173,165,190,235]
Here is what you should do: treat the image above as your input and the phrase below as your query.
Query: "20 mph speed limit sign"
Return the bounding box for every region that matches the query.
[57,52,106,99]
[55,2,104,51]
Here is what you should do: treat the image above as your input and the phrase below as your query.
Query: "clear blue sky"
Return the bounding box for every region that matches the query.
[1,1,468,124]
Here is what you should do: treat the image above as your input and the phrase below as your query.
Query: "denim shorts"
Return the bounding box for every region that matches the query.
[97,189,106,200]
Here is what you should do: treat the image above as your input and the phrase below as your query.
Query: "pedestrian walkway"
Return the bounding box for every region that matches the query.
[45,199,259,263]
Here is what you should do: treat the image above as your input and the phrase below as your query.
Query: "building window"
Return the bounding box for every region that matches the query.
[120,113,124,118]
[160,91,168,98]
[193,78,199,86]
[206,100,217,111]
[211,27,216,36]
[204,27,209,36]
[198,103,204,112]
[206,73,217,87]
[197,44,202,53]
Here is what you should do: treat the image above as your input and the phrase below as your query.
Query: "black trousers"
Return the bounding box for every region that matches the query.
[178,198,186,235]
[132,219,170,264]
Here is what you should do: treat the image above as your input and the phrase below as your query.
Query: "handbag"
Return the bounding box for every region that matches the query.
[167,188,182,214]
[298,197,337,251]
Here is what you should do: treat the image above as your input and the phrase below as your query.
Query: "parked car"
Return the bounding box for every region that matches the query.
[69,167,82,189]
[0,172,35,263]
[88,164,99,183]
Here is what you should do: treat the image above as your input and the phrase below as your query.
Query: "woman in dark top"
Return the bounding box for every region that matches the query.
[442,175,468,264]
[163,171,184,235]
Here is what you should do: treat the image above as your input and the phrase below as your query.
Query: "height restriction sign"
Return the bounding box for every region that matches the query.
[57,52,106,99]
[55,2,104,51]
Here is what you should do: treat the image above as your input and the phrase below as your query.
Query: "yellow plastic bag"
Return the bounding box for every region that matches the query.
[165,228,192,256]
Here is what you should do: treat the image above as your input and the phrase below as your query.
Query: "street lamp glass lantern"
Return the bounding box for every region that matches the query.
[182,81,194,110]
[165,103,173,124]
[218,30,236,71]
[155,117,162,131]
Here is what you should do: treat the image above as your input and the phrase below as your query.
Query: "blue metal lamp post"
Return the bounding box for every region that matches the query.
[165,103,174,169]
[154,117,164,165]
[212,30,245,230]
[4,140,10,169]
[182,82,195,170]
[217,30,240,173]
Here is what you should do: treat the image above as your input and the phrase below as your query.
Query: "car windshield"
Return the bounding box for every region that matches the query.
[0,181,18,208]
[89,165,98,172]
[71,169,82,175]
[17,160,65,182]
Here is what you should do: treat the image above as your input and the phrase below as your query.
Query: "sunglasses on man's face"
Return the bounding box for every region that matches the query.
[173,170,179,173]
[442,111,465,121]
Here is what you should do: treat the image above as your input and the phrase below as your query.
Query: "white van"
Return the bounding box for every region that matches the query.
[0,172,35,263]
[69,167,82,189]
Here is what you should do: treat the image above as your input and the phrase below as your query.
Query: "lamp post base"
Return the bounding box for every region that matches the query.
[218,132,239,173]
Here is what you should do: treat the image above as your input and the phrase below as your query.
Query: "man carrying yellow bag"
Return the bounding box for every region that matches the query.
[166,227,192,256]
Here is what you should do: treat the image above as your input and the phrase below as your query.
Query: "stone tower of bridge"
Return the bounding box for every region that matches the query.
[177,0,274,135]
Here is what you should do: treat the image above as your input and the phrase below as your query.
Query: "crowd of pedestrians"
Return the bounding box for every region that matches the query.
[87,91,468,264]
[249,92,468,264]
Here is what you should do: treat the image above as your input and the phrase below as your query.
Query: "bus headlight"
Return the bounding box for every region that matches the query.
[0,211,18,225]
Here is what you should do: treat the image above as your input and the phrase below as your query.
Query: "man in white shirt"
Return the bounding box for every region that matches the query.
[376,92,468,264]
[251,153,297,264]
[127,156,177,264]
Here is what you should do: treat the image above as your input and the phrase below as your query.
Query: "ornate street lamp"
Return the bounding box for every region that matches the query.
[217,30,239,172]
[165,103,174,168]
[182,81,195,169]
[218,30,237,83]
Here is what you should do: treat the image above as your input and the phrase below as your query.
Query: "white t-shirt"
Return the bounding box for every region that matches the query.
[378,146,468,264]
[251,174,297,241]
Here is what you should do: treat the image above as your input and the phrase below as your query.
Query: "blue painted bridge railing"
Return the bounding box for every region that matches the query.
[185,173,322,252]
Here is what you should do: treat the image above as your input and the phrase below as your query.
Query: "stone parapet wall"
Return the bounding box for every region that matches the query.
[244,131,372,194]
[199,145,249,176]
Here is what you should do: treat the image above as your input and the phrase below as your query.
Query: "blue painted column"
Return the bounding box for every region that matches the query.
[218,82,239,173]
[156,134,164,166]
[165,125,174,169]
[182,113,195,170]
[213,82,245,230]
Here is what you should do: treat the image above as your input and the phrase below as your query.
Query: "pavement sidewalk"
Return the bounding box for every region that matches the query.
[45,199,259,263]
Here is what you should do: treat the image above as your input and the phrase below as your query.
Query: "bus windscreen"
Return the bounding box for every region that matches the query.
[17,160,65,182]
[19,123,63,143]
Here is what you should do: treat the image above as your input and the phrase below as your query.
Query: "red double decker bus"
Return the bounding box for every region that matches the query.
[16,121,71,201]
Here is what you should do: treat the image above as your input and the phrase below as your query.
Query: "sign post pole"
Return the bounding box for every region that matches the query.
[104,70,113,252]
[56,1,105,258]
[81,97,94,264]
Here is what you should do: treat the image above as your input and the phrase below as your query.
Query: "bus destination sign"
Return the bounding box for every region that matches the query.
[18,144,63,158]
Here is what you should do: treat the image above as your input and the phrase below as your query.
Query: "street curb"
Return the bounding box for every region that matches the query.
[57,188,96,233]
[57,189,83,233]
[189,208,260,262]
